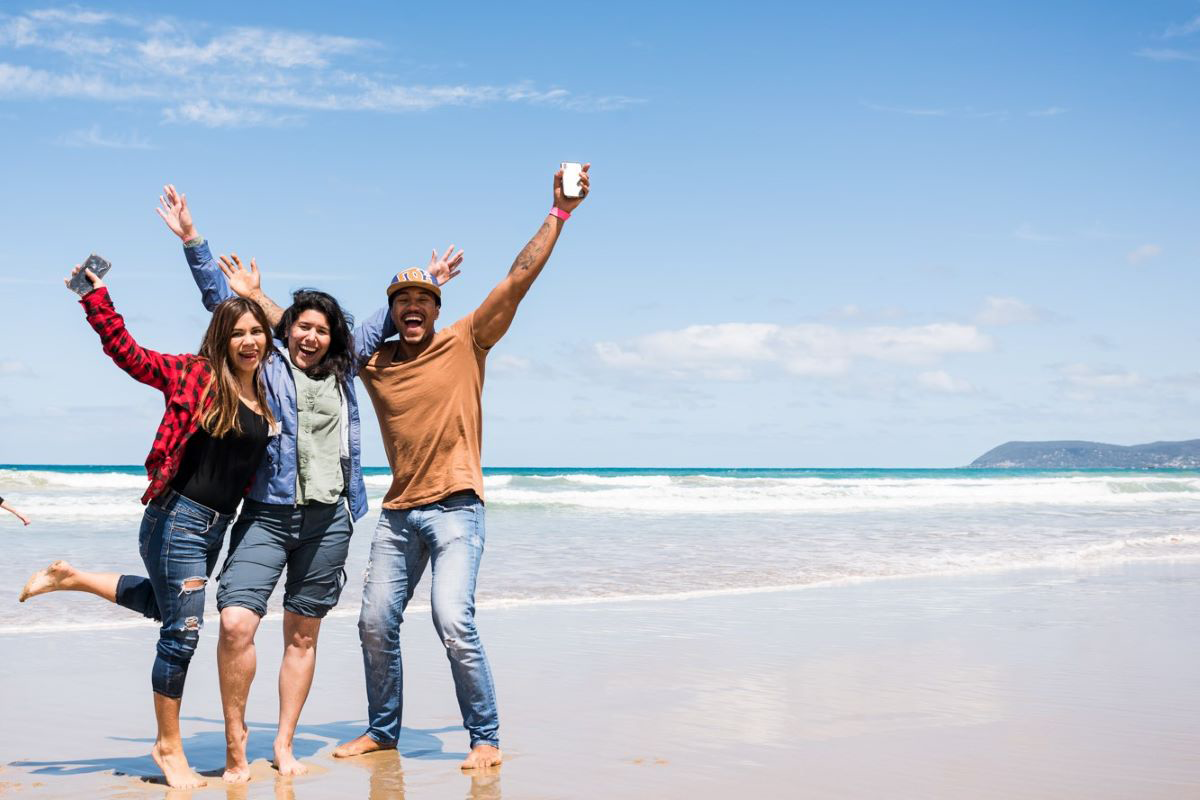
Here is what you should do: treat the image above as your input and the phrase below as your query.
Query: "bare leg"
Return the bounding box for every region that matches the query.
[150,692,206,789]
[274,611,321,776]
[20,560,119,603]
[218,606,261,783]
[460,744,503,770]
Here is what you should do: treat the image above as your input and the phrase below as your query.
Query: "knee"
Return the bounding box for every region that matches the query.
[219,609,258,648]
[283,616,321,651]
[358,606,401,648]
[157,628,200,664]
[433,608,477,651]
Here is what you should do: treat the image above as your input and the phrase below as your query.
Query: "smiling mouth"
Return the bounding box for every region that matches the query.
[402,314,424,330]
[297,344,319,358]
[238,350,259,363]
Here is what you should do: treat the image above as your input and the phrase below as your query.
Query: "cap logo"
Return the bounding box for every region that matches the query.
[394,268,432,284]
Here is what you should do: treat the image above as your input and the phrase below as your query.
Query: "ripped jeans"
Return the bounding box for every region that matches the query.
[114,488,233,698]
[358,491,499,748]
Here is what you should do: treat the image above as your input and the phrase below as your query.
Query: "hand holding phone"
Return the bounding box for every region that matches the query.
[560,162,584,199]
[65,254,111,296]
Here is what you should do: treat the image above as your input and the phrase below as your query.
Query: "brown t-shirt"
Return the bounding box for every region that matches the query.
[359,314,487,510]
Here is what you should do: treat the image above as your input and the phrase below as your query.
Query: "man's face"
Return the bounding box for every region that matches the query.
[288,309,332,370]
[390,288,440,345]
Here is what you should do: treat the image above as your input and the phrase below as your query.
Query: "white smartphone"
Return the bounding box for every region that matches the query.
[560,162,583,199]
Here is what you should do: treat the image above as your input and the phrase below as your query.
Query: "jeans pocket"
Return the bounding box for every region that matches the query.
[138,506,162,562]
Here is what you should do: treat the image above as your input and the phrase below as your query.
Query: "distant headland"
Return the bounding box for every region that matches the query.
[969,440,1200,469]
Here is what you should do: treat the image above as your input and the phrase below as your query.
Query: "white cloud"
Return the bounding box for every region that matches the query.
[975,296,1040,326]
[1126,243,1162,265]
[0,360,33,376]
[1028,106,1068,117]
[863,102,948,117]
[1135,48,1200,62]
[58,124,152,148]
[491,354,532,376]
[136,27,369,71]
[0,9,640,126]
[1165,14,1200,38]
[1012,222,1057,242]
[162,101,300,129]
[917,370,973,394]
[1058,363,1141,389]
[595,322,992,381]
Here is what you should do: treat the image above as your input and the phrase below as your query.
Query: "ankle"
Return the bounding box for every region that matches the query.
[154,740,183,756]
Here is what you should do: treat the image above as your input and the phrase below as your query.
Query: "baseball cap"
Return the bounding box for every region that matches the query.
[386,268,441,304]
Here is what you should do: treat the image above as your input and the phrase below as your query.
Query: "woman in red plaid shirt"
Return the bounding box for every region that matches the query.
[20,264,277,789]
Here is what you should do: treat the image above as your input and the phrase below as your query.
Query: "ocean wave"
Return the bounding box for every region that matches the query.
[0,469,147,490]
[484,476,1200,513]
[4,534,1198,635]
[7,469,1200,517]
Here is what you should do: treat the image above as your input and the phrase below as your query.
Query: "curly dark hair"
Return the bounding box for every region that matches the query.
[274,289,355,381]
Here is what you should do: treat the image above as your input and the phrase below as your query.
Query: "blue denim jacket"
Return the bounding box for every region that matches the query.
[184,240,391,522]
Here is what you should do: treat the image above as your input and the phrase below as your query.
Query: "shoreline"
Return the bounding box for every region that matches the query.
[3,560,1199,798]
[4,553,1199,637]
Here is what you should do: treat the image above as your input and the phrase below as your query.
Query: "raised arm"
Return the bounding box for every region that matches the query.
[1,500,31,526]
[157,184,235,311]
[472,164,590,349]
[215,254,285,328]
[66,264,186,394]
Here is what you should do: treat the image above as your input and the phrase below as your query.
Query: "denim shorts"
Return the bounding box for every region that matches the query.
[216,498,352,618]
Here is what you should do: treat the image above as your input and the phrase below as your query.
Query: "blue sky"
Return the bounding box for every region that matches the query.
[0,1,1197,467]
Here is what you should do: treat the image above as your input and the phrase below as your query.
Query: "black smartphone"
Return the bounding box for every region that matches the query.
[67,254,112,296]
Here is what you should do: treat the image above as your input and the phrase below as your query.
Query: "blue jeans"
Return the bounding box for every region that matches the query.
[357,491,499,748]
[114,489,233,698]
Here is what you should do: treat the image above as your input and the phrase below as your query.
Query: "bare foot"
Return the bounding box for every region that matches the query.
[332,733,395,759]
[223,723,251,783]
[151,742,206,790]
[273,739,308,777]
[19,560,74,602]
[460,744,502,770]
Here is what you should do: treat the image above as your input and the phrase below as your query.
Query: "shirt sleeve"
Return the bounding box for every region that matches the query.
[184,239,235,312]
[350,305,398,377]
[81,287,188,394]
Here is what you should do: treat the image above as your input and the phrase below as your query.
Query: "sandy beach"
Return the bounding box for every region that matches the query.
[2,560,1198,798]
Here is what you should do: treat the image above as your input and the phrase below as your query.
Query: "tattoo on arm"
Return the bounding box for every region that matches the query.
[254,292,286,328]
[508,221,552,276]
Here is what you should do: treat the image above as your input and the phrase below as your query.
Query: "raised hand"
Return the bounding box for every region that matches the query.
[553,163,590,213]
[63,262,104,294]
[217,253,261,299]
[155,184,197,242]
[427,244,464,287]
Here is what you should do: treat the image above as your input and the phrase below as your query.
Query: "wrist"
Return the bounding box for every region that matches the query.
[549,207,571,221]
[180,229,199,244]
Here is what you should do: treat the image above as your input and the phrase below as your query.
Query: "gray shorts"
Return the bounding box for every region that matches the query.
[217,499,352,618]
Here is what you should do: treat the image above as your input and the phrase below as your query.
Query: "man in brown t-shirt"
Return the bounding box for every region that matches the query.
[335,165,591,770]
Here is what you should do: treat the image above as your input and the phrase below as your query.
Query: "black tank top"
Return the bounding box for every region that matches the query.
[170,401,269,513]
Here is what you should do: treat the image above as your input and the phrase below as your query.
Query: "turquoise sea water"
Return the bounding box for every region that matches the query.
[3,464,1200,632]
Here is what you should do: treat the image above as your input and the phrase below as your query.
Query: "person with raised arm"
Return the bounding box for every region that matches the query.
[21,264,276,790]
[155,186,461,781]
[333,164,591,770]
[1,497,30,525]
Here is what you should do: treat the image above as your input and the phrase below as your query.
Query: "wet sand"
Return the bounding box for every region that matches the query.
[2,561,1199,798]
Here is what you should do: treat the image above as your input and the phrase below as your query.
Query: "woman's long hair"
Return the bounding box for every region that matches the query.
[197,296,277,438]
[274,289,355,381]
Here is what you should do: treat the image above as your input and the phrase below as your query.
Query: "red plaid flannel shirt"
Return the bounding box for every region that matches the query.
[82,287,214,504]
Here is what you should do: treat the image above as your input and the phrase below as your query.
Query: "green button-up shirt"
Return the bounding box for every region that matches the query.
[286,351,346,505]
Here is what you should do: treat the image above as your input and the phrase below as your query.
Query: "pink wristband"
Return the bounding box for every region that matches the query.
[550,207,571,221]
